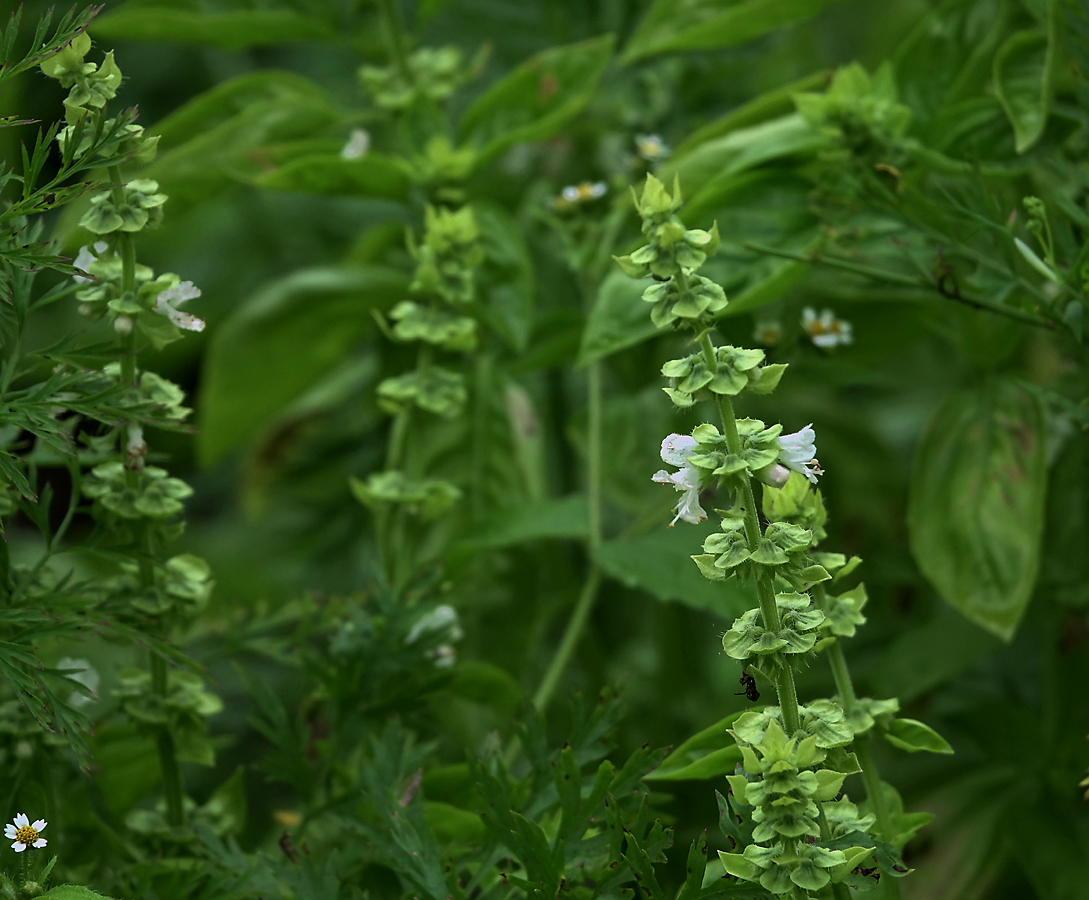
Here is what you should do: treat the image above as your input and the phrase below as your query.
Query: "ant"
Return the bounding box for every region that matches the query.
[736,669,759,703]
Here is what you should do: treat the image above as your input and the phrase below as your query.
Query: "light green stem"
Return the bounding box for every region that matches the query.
[826,638,901,898]
[699,334,801,735]
[532,361,603,711]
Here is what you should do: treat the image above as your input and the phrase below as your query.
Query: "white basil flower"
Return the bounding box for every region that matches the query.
[652,433,707,526]
[5,814,47,852]
[340,128,370,160]
[777,424,823,484]
[154,281,205,332]
[72,241,109,283]
[802,307,853,348]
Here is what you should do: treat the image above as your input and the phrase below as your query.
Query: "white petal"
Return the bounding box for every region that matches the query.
[671,487,707,526]
[562,186,579,202]
[812,333,839,348]
[652,469,673,485]
[4,826,15,838]
[32,839,47,848]
[158,280,201,306]
[14,813,28,828]
[801,307,817,325]
[31,819,46,832]
[340,128,370,160]
[12,842,25,852]
[589,182,607,198]
[659,433,697,466]
[159,303,206,332]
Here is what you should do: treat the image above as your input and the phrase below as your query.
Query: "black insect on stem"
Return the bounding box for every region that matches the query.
[736,669,759,702]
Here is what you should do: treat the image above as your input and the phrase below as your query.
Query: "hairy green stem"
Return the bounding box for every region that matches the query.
[700,333,801,734]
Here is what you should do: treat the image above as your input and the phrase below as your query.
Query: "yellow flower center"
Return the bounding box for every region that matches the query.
[15,825,39,844]
[575,182,596,199]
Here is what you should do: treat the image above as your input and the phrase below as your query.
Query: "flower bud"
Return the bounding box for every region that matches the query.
[754,463,791,489]
[114,315,133,335]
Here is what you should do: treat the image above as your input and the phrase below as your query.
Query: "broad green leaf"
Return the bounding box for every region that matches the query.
[199,267,408,464]
[883,718,953,754]
[659,114,824,201]
[146,78,339,208]
[459,34,614,164]
[907,380,1047,641]
[622,0,845,64]
[254,153,412,201]
[596,522,757,618]
[646,712,743,780]
[457,495,588,550]
[447,660,523,713]
[424,801,486,842]
[873,604,1001,702]
[578,269,658,366]
[92,6,334,48]
[39,888,114,900]
[993,28,1055,153]
[476,203,535,352]
[150,72,330,152]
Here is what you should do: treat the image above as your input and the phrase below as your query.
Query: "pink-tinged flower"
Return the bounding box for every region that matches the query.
[154,281,205,332]
[777,425,822,484]
[652,433,707,526]
[802,307,852,348]
[5,814,47,852]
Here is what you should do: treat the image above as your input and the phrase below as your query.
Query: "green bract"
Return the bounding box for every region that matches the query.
[377,366,467,417]
[351,471,461,519]
[83,463,193,520]
[80,178,168,234]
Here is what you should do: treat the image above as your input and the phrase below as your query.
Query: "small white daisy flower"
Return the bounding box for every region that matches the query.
[72,241,109,283]
[777,424,823,484]
[5,814,47,852]
[340,128,370,160]
[652,433,708,526]
[154,281,205,332]
[753,319,782,346]
[635,134,670,162]
[801,307,853,348]
[557,181,607,208]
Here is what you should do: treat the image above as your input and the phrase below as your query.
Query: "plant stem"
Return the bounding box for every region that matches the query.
[377,0,411,81]
[471,352,491,522]
[825,637,901,898]
[532,361,603,711]
[150,651,184,827]
[699,333,801,735]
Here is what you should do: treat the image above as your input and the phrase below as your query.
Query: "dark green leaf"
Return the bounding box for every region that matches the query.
[199,267,408,463]
[254,153,412,201]
[993,27,1055,153]
[908,379,1047,641]
[578,269,658,366]
[92,6,334,48]
[459,35,615,164]
[622,0,845,64]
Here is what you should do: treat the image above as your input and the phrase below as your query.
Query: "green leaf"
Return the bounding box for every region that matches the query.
[476,203,535,352]
[457,495,588,551]
[199,267,409,464]
[459,34,615,164]
[907,380,1047,641]
[596,522,758,618]
[446,661,523,714]
[150,72,330,152]
[200,766,246,836]
[883,718,953,755]
[144,77,339,209]
[662,115,824,205]
[39,887,115,900]
[646,713,743,780]
[993,26,1056,153]
[91,6,334,48]
[578,269,659,366]
[873,604,1001,702]
[424,801,486,843]
[254,153,411,201]
[622,0,845,64]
